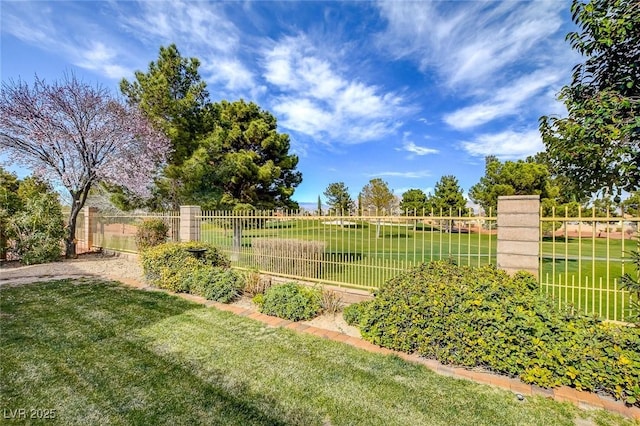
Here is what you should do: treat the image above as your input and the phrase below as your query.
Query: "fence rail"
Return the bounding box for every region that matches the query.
[85,212,180,253]
[198,209,497,290]
[72,201,638,322]
[540,208,638,322]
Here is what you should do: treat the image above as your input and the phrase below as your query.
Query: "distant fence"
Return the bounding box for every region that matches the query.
[73,208,180,253]
[72,196,638,322]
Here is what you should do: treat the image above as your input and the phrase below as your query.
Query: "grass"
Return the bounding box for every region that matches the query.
[1,278,636,425]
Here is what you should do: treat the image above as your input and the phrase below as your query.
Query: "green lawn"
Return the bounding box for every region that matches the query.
[1,279,634,425]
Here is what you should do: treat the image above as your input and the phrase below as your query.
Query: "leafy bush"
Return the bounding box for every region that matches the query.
[252,293,264,306]
[9,193,64,265]
[140,242,230,292]
[343,301,372,326]
[621,241,640,325]
[354,260,640,406]
[255,282,322,321]
[135,218,169,251]
[188,267,244,303]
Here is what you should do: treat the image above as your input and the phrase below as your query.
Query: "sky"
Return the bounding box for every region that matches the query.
[0,0,580,207]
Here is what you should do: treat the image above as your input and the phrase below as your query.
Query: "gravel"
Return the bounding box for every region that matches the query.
[0,252,143,286]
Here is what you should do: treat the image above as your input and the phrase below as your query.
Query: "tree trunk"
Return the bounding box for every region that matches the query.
[65,188,91,259]
[0,224,6,260]
[65,201,82,258]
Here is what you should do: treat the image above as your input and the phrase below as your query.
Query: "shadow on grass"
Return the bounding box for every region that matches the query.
[0,280,315,425]
[542,236,579,243]
[541,257,579,266]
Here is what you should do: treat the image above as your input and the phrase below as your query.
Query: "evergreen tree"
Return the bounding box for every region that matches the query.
[429,175,468,215]
[400,189,428,215]
[469,156,552,214]
[120,44,210,209]
[323,182,354,214]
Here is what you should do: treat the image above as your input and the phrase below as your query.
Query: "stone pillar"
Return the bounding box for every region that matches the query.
[180,206,201,242]
[83,206,98,250]
[496,195,540,276]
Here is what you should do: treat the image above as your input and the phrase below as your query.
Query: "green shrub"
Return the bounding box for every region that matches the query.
[354,260,640,406]
[620,244,640,325]
[188,267,244,303]
[9,193,64,265]
[140,242,230,292]
[252,293,264,306]
[343,301,372,326]
[256,282,322,321]
[135,218,169,251]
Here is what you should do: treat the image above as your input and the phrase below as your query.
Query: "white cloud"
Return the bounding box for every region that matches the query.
[2,4,54,45]
[123,1,239,52]
[443,70,563,129]
[121,1,258,94]
[1,4,135,80]
[398,141,439,156]
[376,0,566,89]
[372,170,432,178]
[74,41,130,79]
[376,1,575,132]
[201,58,256,93]
[461,129,544,160]
[262,35,409,144]
[273,98,334,139]
[396,132,438,157]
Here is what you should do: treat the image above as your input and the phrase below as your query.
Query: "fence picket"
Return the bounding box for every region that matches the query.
[71,206,637,321]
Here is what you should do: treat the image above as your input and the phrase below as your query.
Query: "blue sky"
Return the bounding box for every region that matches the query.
[1,0,579,206]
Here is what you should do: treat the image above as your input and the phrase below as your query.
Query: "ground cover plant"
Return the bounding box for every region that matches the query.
[187,267,244,303]
[346,261,640,406]
[140,241,241,302]
[1,278,635,425]
[253,281,323,321]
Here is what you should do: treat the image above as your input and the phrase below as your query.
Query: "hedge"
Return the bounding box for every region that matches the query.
[254,282,323,321]
[347,260,640,406]
[139,242,241,303]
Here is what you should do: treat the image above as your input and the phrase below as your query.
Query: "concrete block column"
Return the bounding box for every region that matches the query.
[496,195,540,276]
[180,205,201,242]
[83,206,98,249]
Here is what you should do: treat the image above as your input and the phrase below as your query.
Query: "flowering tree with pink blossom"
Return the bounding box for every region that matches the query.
[0,74,170,258]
